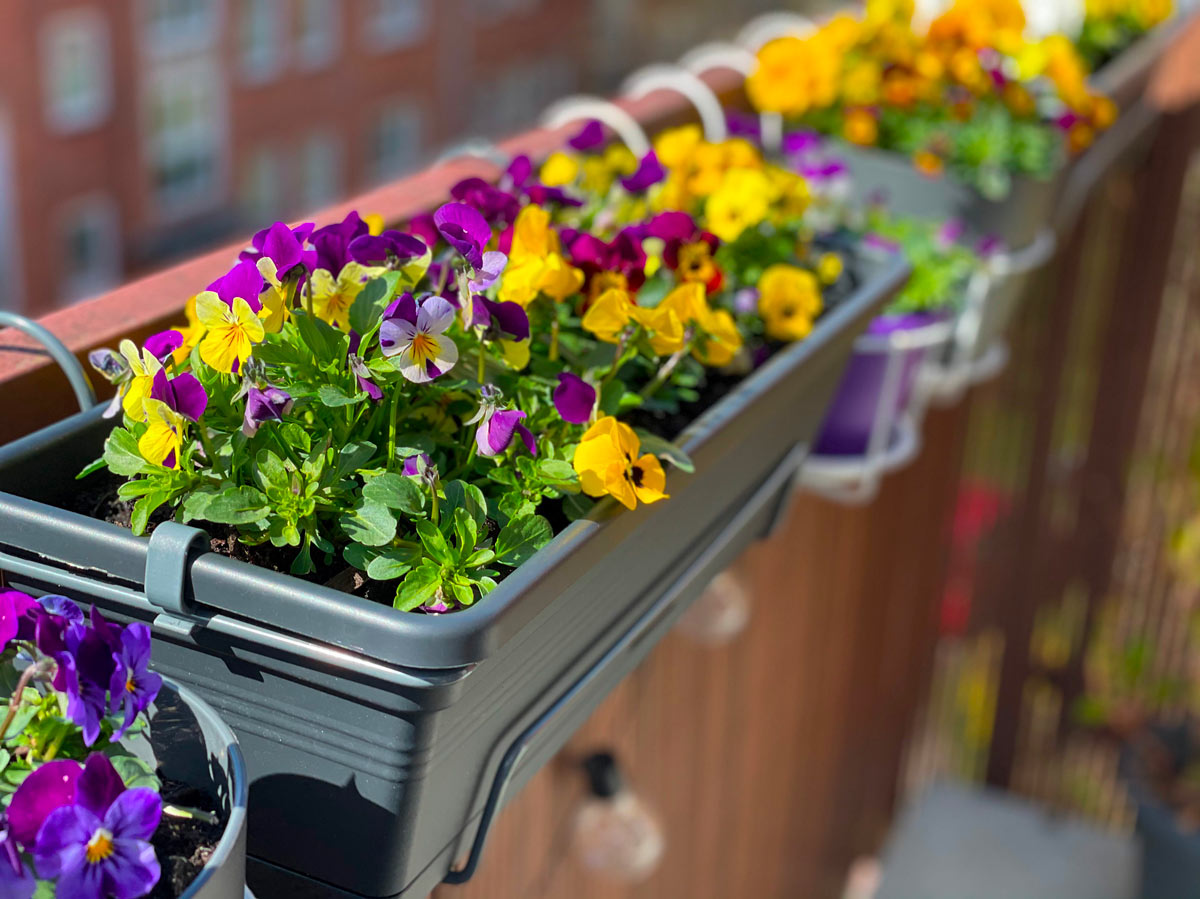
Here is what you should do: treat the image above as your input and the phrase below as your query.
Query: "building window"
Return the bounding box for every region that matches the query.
[146,60,225,217]
[239,0,284,84]
[298,132,342,213]
[58,195,121,305]
[239,146,285,224]
[368,104,422,183]
[41,9,112,134]
[295,0,339,70]
[470,57,575,137]
[142,0,220,58]
[367,0,428,52]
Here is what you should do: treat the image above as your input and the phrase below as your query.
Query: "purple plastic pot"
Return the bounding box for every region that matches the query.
[813,311,949,456]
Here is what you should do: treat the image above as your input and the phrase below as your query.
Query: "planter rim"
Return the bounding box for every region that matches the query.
[163,678,248,899]
[0,256,911,671]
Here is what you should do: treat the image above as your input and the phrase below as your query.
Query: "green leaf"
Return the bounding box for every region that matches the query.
[634,431,694,474]
[366,546,419,580]
[452,507,479,565]
[443,480,488,531]
[293,309,335,363]
[200,486,272,525]
[446,580,474,608]
[395,562,443,611]
[349,276,391,334]
[464,548,496,568]
[415,519,454,565]
[107,751,161,791]
[494,515,553,567]
[343,542,376,571]
[130,489,171,536]
[180,487,220,524]
[363,472,425,515]
[76,455,107,480]
[340,501,398,547]
[333,441,376,481]
[254,449,291,492]
[103,428,154,476]
[317,384,363,407]
[498,492,537,521]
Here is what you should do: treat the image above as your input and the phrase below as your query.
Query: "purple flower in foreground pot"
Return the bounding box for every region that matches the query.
[240,221,317,278]
[433,202,492,270]
[0,814,33,899]
[242,385,294,437]
[33,755,161,899]
[568,119,605,151]
[379,295,459,383]
[470,295,529,343]
[468,251,508,292]
[207,259,266,312]
[149,369,207,423]
[8,760,82,847]
[619,151,666,192]
[142,329,183,362]
[311,211,371,273]
[553,373,596,424]
[348,230,427,268]
[58,612,120,746]
[108,624,162,741]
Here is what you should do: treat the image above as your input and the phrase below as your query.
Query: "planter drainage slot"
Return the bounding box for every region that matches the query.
[444,442,805,886]
[798,317,952,505]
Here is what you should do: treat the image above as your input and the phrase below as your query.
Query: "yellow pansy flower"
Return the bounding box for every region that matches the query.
[540,152,579,188]
[694,307,742,367]
[652,125,703,171]
[843,108,880,146]
[817,253,844,285]
[603,144,638,176]
[747,37,812,116]
[572,417,668,511]
[196,292,266,374]
[172,296,206,366]
[363,213,386,236]
[139,397,187,469]
[255,257,292,333]
[499,339,530,371]
[705,169,773,242]
[118,339,162,421]
[498,205,584,306]
[581,288,636,343]
[309,262,381,332]
[758,265,823,342]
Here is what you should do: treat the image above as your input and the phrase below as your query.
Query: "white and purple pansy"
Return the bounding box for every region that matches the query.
[379,294,459,383]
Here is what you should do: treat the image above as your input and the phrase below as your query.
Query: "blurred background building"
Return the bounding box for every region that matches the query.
[0,0,809,318]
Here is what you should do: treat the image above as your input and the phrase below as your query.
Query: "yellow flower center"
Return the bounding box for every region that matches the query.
[126,675,137,693]
[588,271,629,305]
[86,829,115,864]
[409,332,437,364]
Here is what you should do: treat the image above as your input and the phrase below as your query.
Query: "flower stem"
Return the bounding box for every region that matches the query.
[549,319,560,362]
[0,666,38,742]
[386,388,402,468]
[41,728,67,762]
[477,341,487,386]
[430,491,440,526]
[599,329,632,390]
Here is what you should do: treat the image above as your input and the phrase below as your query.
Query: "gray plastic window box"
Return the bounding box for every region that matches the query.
[0,257,907,898]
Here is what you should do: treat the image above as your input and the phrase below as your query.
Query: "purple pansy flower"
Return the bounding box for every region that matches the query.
[781,129,822,155]
[619,151,666,192]
[566,229,647,291]
[107,624,162,742]
[502,155,534,191]
[524,183,583,208]
[468,251,508,292]
[568,120,605,151]
[476,408,536,458]
[935,219,965,249]
[8,759,83,847]
[242,385,294,438]
[470,296,529,343]
[0,813,33,899]
[976,235,1004,257]
[239,221,317,278]
[207,259,266,312]
[407,213,440,251]
[402,453,431,477]
[433,203,492,270]
[311,211,370,274]
[57,610,121,746]
[552,373,596,424]
[142,330,183,362]
[149,369,207,423]
[726,110,763,139]
[379,295,459,383]
[450,178,520,228]
[33,755,161,899]
[347,230,427,268]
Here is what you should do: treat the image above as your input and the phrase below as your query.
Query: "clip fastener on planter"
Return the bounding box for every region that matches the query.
[145,522,209,638]
[434,139,510,170]
[621,64,728,143]
[0,310,96,416]
[677,41,757,78]
[540,96,651,158]
[735,11,816,50]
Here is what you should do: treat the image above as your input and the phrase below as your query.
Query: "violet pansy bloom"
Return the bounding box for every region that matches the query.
[402,453,431,477]
[33,754,161,899]
[468,251,508,293]
[407,213,439,251]
[240,221,317,278]
[935,219,965,249]
[311,211,370,273]
[379,295,459,383]
[207,259,266,312]
[348,230,427,268]
[552,373,596,424]
[977,235,1004,257]
[476,409,536,458]
[470,296,529,343]
[524,183,583,208]
[433,203,492,270]
[619,151,666,193]
[8,760,83,847]
[502,155,534,191]
[0,814,32,899]
[108,623,162,742]
[57,612,120,746]
[149,369,207,423]
[242,385,294,438]
[143,330,183,362]
[568,119,605,151]
[450,178,520,228]
[726,109,763,140]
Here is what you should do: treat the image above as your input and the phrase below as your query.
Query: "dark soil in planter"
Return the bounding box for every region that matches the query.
[148,776,226,899]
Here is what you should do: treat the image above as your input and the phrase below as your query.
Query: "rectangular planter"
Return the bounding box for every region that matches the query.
[0,256,907,898]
